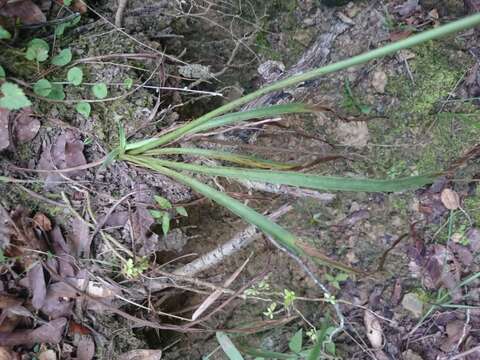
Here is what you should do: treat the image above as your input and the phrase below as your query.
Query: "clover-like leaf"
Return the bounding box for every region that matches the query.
[67,67,83,86]
[51,48,72,66]
[33,79,53,97]
[0,82,32,110]
[124,78,133,89]
[0,26,12,40]
[288,329,303,354]
[76,102,91,118]
[0,65,5,79]
[63,0,72,5]
[55,23,68,37]
[92,83,108,99]
[47,83,65,100]
[25,39,49,62]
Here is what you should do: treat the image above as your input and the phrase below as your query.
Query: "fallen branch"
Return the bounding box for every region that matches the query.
[148,204,291,291]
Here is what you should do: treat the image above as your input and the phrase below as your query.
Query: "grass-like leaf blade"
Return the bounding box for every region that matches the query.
[215,332,244,360]
[144,147,298,170]
[130,157,437,193]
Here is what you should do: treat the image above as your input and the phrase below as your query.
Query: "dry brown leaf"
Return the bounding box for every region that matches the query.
[0,108,9,151]
[41,283,74,319]
[77,335,95,360]
[0,317,67,346]
[50,226,75,277]
[13,108,40,143]
[0,0,46,24]
[33,213,52,232]
[364,310,383,349]
[28,262,46,309]
[394,0,420,17]
[440,188,460,210]
[133,185,159,256]
[0,347,19,360]
[118,350,162,360]
[71,218,91,258]
[37,131,87,189]
[0,294,22,310]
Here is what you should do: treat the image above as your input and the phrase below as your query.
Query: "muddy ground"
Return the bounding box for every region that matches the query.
[1,0,480,359]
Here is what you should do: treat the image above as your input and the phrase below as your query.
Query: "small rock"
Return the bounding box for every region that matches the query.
[335,121,369,148]
[372,70,388,94]
[440,188,460,210]
[402,349,423,360]
[402,293,423,318]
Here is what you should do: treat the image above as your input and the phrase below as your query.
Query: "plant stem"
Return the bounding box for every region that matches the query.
[127,13,480,154]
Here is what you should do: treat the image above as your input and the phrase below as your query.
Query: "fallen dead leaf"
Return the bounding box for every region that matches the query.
[50,226,75,277]
[69,322,91,335]
[118,350,162,360]
[371,70,388,94]
[364,310,383,349]
[394,0,420,18]
[12,108,40,143]
[33,213,52,232]
[132,185,159,256]
[440,188,460,210]
[467,228,480,252]
[71,218,91,258]
[0,0,46,24]
[37,131,87,189]
[0,317,67,346]
[41,283,74,319]
[77,335,95,360]
[390,30,412,42]
[0,347,19,360]
[0,109,9,151]
[440,319,470,352]
[28,262,46,310]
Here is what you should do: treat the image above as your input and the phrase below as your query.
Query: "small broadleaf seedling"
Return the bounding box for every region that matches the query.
[33,79,53,97]
[0,82,32,110]
[25,39,49,62]
[0,25,11,40]
[51,48,72,66]
[76,102,91,117]
[67,67,83,86]
[92,83,108,99]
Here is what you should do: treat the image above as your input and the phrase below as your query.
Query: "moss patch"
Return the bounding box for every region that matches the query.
[369,41,480,176]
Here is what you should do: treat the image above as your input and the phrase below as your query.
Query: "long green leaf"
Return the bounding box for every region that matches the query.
[124,155,299,254]
[144,147,298,170]
[128,156,437,192]
[126,13,480,153]
[126,103,314,152]
[216,332,245,360]
[184,103,315,136]
[123,155,362,272]
[237,345,299,359]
